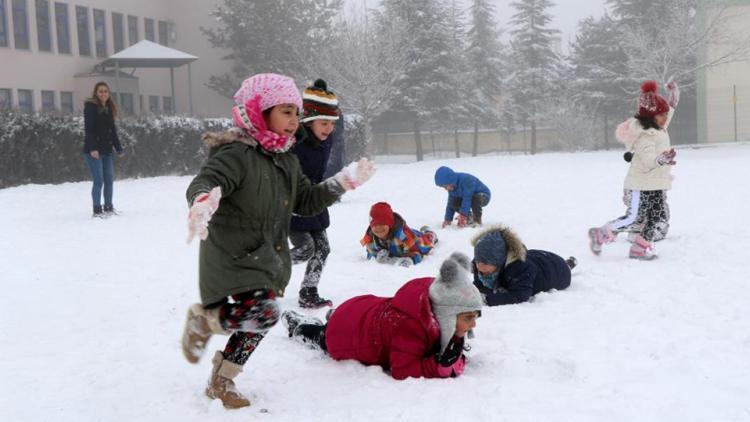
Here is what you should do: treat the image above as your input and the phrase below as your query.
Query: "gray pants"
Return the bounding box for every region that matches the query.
[289,230,330,289]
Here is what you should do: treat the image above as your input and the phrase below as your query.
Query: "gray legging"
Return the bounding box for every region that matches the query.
[289,230,330,289]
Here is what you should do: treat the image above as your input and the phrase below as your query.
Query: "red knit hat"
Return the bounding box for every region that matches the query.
[637,80,670,118]
[370,202,395,227]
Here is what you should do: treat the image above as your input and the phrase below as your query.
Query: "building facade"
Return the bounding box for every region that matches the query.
[0,0,231,117]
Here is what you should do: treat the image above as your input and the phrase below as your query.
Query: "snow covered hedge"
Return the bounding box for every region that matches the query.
[0,111,231,188]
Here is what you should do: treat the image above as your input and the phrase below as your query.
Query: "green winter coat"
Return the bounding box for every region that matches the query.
[186,128,344,305]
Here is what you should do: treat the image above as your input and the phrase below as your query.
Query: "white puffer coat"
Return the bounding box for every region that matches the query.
[616,111,673,191]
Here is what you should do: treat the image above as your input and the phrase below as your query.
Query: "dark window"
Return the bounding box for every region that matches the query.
[111,12,123,52]
[17,89,32,111]
[162,96,172,114]
[127,15,137,45]
[144,17,153,41]
[12,0,29,49]
[60,90,72,112]
[75,5,89,56]
[54,2,69,53]
[119,92,133,115]
[157,20,167,46]
[41,90,54,111]
[35,0,51,51]
[93,8,105,57]
[149,95,159,113]
[0,88,11,109]
[0,0,8,47]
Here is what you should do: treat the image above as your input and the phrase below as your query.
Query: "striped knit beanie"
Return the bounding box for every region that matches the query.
[301,79,340,123]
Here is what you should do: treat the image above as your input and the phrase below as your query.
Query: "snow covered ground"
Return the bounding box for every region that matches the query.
[2,144,749,421]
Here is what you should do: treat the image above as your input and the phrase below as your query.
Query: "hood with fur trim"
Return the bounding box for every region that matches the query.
[471,225,527,268]
[201,127,259,150]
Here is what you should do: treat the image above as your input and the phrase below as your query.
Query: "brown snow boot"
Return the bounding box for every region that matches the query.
[181,303,228,364]
[205,351,251,409]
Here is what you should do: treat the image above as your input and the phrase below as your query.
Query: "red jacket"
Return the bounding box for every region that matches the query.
[324,277,446,380]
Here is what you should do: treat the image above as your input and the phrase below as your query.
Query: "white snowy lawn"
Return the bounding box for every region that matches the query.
[2,144,749,421]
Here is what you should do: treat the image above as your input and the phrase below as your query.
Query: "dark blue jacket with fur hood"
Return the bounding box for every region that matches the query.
[471,226,571,306]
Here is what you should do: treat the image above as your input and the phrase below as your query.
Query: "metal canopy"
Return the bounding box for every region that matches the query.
[99,40,199,115]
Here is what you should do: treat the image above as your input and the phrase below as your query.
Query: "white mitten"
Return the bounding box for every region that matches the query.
[187,186,222,243]
[375,249,391,263]
[334,158,376,191]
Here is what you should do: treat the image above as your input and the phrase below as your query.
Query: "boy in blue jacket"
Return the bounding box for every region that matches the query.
[434,166,491,228]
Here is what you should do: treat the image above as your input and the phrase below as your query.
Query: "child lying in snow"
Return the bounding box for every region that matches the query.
[360,202,437,267]
[282,252,482,380]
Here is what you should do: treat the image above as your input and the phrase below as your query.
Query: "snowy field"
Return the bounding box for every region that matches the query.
[2,144,750,421]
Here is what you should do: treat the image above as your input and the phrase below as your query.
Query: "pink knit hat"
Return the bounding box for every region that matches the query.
[231,73,302,153]
[233,73,302,111]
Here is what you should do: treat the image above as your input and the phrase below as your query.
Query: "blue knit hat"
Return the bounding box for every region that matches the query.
[473,231,507,267]
[434,166,458,187]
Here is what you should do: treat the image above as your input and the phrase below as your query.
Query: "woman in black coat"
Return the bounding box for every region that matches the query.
[83,82,123,217]
[289,79,341,308]
[471,226,576,306]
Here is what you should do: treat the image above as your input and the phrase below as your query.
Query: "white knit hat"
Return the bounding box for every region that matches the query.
[429,252,484,356]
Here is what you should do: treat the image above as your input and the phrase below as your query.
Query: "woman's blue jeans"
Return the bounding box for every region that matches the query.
[83,153,114,208]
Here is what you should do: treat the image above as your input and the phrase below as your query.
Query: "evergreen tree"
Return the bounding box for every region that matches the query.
[203,0,342,96]
[506,0,561,154]
[465,0,505,129]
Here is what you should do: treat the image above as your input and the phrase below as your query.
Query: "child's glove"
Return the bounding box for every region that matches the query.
[437,335,467,378]
[395,257,413,268]
[656,148,677,166]
[666,81,680,108]
[456,214,468,228]
[375,249,391,263]
[334,158,376,191]
[442,220,452,228]
[187,186,222,243]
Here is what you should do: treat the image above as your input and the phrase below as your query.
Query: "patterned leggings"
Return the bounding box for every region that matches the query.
[637,190,670,242]
[289,230,330,289]
[609,190,670,241]
[209,290,281,366]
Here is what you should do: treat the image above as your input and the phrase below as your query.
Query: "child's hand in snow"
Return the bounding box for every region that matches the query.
[442,220,452,228]
[456,214,468,228]
[187,186,221,243]
[375,249,391,263]
[395,257,413,268]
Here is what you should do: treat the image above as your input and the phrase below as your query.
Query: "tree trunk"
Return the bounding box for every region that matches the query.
[472,123,479,157]
[531,119,537,155]
[430,130,436,157]
[383,131,389,155]
[603,114,609,150]
[454,129,460,158]
[414,120,424,162]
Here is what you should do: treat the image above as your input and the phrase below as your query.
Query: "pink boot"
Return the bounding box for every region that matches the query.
[629,235,657,260]
[588,225,615,255]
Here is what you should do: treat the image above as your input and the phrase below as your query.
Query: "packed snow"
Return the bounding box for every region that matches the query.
[2,144,749,421]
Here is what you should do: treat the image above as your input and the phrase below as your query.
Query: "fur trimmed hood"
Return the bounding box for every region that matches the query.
[616,118,660,151]
[201,127,259,149]
[471,225,527,267]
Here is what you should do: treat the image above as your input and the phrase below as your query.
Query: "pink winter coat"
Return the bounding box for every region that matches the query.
[324,277,446,380]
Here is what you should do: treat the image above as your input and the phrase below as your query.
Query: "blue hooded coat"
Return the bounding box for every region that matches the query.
[434,166,491,221]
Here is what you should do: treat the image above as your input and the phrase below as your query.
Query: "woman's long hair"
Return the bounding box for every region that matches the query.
[89,81,119,118]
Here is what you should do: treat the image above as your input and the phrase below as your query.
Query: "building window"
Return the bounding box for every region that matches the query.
[162,96,172,114]
[0,0,8,47]
[127,15,137,45]
[93,8,105,57]
[157,20,168,46]
[144,17,154,41]
[17,89,33,111]
[0,88,11,110]
[119,92,133,115]
[41,90,54,111]
[75,5,89,56]
[60,90,72,112]
[149,95,159,113]
[35,0,51,51]
[54,2,69,53]
[111,12,123,52]
[12,0,29,49]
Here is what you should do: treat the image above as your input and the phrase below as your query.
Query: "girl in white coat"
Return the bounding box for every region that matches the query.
[589,81,678,260]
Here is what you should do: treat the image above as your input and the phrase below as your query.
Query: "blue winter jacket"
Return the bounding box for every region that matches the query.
[434,166,491,221]
[471,227,571,306]
[290,126,333,232]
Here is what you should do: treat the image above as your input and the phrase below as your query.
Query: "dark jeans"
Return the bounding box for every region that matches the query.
[449,193,490,220]
[83,153,114,208]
